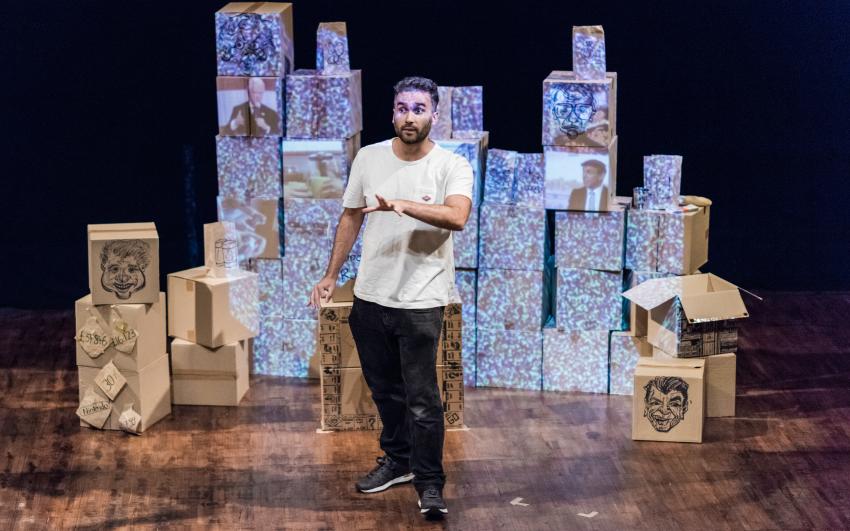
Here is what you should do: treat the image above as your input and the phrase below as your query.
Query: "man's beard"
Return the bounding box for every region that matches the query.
[395,120,431,145]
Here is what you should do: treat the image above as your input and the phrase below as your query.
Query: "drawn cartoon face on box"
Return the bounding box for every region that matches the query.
[100,240,151,300]
[643,376,689,432]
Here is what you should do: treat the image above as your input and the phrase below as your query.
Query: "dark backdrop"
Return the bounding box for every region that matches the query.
[1,1,848,309]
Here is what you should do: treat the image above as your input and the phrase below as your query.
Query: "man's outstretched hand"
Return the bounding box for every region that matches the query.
[309,276,336,308]
[362,194,407,216]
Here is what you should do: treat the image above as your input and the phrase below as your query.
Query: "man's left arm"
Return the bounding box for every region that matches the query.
[369,195,470,231]
[362,155,474,231]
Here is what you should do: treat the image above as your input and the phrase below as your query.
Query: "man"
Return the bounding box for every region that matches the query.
[309,76,473,518]
[568,159,609,211]
[227,77,281,136]
[642,376,690,433]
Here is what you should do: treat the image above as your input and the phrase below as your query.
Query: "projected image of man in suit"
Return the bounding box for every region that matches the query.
[568,159,608,211]
[227,77,281,136]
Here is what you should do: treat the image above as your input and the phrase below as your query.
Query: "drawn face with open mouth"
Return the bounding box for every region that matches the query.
[100,240,150,300]
[643,376,689,432]
[551,86,596,138]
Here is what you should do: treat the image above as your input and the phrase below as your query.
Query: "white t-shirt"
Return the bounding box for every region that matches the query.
[341,139,474,309]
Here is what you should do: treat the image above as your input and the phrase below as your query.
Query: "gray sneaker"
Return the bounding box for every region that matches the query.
[417,486,448,517]
[355,456,414,493]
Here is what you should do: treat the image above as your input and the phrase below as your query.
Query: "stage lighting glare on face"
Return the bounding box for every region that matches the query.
[392,90,434,144]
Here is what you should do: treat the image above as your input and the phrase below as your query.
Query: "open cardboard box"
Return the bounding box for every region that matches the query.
[622,273,748,358]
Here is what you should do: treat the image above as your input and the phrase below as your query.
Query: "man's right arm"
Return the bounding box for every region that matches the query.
[308,207,364,307]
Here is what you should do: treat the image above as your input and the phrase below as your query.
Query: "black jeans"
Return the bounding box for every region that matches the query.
[348,296,446,490]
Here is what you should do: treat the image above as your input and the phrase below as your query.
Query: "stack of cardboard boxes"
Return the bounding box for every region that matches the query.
[166,221,260,406]
[318,282,465,431]
[75,223,170,433]
[269,21,365,378]
[627,273,748,442]
[214,2,293,375]
[431,84,488,387]
[475,149,547,390]
[537,26,619,393]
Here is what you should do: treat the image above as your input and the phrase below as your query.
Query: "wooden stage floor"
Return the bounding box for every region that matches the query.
[1,292,849,530]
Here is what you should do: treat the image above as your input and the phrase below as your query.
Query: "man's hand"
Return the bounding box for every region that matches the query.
[362,194,407,216]
[230,109,245,131]
[255,116,270,134]
[309,275,336,308]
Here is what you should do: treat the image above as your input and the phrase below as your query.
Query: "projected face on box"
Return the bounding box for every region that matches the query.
[551,86,596,139]
[100,240,151,300]
[643,376,689,432]
[217,77,282,137]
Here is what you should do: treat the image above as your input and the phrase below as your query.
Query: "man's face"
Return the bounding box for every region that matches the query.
[101,252,146,300]
[582,165,605,189]
[644,386,688,432]
[392,90,434,145]
[248,79,265,107]
[551,87,595,138]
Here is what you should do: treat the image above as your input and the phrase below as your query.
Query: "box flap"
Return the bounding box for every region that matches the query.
[621,276,683,310]
[332,278,355,303]
[637,357,704,369]
[679,290,748,323]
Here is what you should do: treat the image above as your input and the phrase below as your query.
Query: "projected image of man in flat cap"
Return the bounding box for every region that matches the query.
[568,159,608,211]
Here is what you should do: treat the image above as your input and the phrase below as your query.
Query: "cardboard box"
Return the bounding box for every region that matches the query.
[453,269,477,329]
[217,196,283,261]
[435,134,489,207]
[318,290,466,429]
[462,324,476,387]
[285,69,363,139]
[544,137,618,211]
[653,349,736,417]
[167,267,259,348]
[282,198,344,263]
[623,270,675,337]
[477,269,544,331]
[625,205,710,275]
[476,328,542,390]
[437,363,465,428]
[479,204,545,270]
[430,86,454,139]
[450,86,483,132]
[555,209,625,271]
[216,136,283,200]
[453,206,478,269]
[215,2,294,77]
[556,267,623,331]
[217,76,285,137]
[316,22,350,75]
[609,331,652,395]
[658,205,710,275]
[542,71,617,148]
[78,354,171,433]
[643,155,683,211]
[542,329,607,393]
[572,26,607,81]
[483,150,545,208]
[632,357,705,443]
[622,273,748,358]
[282,135,360,200]
[74,292,166,371]
[282,255,326,320]
[171,338,250,406]
[87,223,160,305]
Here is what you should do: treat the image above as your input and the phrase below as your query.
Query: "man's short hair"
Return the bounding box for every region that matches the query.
[643,376,689,404]
[393,76,439,109]
[581,159,607,172]
[100,240,151,270]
